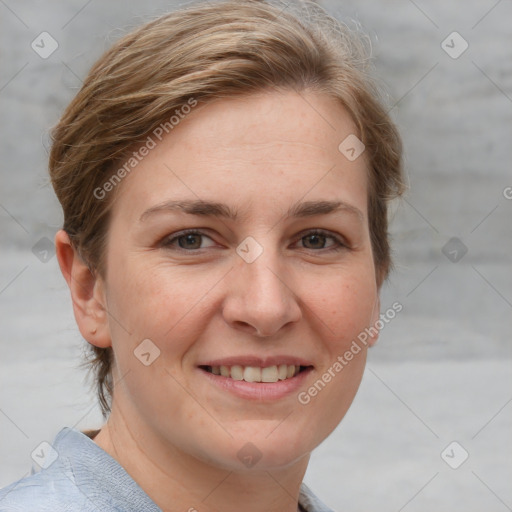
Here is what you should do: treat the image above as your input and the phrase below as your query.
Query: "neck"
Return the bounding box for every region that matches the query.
[93,403,309,512]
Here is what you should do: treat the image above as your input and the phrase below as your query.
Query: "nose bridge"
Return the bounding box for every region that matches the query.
[239,238,289,303]
[243,251,286,300]
[224,237,301,336]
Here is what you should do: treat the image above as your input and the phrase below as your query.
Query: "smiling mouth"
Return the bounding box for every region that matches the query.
[199,364,311,383]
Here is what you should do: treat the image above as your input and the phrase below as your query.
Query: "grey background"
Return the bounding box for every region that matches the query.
[1,1,511,511]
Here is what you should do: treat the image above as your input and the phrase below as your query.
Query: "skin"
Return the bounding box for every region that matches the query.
[56,90,381,512]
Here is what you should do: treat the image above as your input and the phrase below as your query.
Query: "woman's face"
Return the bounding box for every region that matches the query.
[100,90,379,470]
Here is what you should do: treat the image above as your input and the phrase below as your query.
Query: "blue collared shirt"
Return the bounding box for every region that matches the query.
[0,427,334,511]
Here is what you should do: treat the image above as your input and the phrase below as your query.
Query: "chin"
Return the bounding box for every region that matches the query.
[206,426,318,472]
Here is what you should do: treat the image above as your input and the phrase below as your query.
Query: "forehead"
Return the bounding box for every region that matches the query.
[109,90,369,223]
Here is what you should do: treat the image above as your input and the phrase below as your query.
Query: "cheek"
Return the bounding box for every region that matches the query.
[105,260,217,362]
[294,269,374,438]
[304,264,377,346]
[103,262,209,412]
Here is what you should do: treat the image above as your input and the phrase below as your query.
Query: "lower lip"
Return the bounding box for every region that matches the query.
[197,367,313,401]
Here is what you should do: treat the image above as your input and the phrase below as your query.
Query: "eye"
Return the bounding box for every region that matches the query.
[297,230,346,252]
[162,230,216,251]
[161,228,347,253]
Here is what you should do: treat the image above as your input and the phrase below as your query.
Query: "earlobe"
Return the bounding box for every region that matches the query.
[368,294,380,347]
[55,230,111,349]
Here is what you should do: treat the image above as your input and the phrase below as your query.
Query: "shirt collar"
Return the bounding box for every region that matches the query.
[53,427,160,511]
[53,427,332,512]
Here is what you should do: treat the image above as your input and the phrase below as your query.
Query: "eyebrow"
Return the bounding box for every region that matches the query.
[139,199,364,223]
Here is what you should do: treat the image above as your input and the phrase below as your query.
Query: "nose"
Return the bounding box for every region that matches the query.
[222,249,302,338]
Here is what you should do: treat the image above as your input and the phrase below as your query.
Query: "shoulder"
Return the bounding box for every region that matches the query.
[0,427,103,512]
[0,426,160,512]
[0,465,95,512]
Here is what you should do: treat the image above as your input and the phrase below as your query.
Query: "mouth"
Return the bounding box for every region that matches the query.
[199,364,311,383]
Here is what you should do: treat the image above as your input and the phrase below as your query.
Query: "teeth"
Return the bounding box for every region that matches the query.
[230,365,244,380]
[261,366,278,382]
[243,366,261,382]
[207,364,302,383]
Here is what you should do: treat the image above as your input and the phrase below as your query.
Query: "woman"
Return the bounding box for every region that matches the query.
[0,1,403,510]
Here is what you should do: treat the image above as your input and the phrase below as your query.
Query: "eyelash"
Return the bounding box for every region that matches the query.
[161,228,347,253]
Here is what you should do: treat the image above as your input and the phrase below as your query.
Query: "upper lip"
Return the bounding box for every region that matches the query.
[198,355,314,368]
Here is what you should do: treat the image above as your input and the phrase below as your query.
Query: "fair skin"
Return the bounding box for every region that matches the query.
[56,90,380,512]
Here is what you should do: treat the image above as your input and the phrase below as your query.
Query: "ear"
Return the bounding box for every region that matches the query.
[368,293,381,347]
[55,229,111,348]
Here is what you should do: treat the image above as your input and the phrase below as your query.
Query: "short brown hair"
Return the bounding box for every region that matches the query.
[49,0,404,419]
